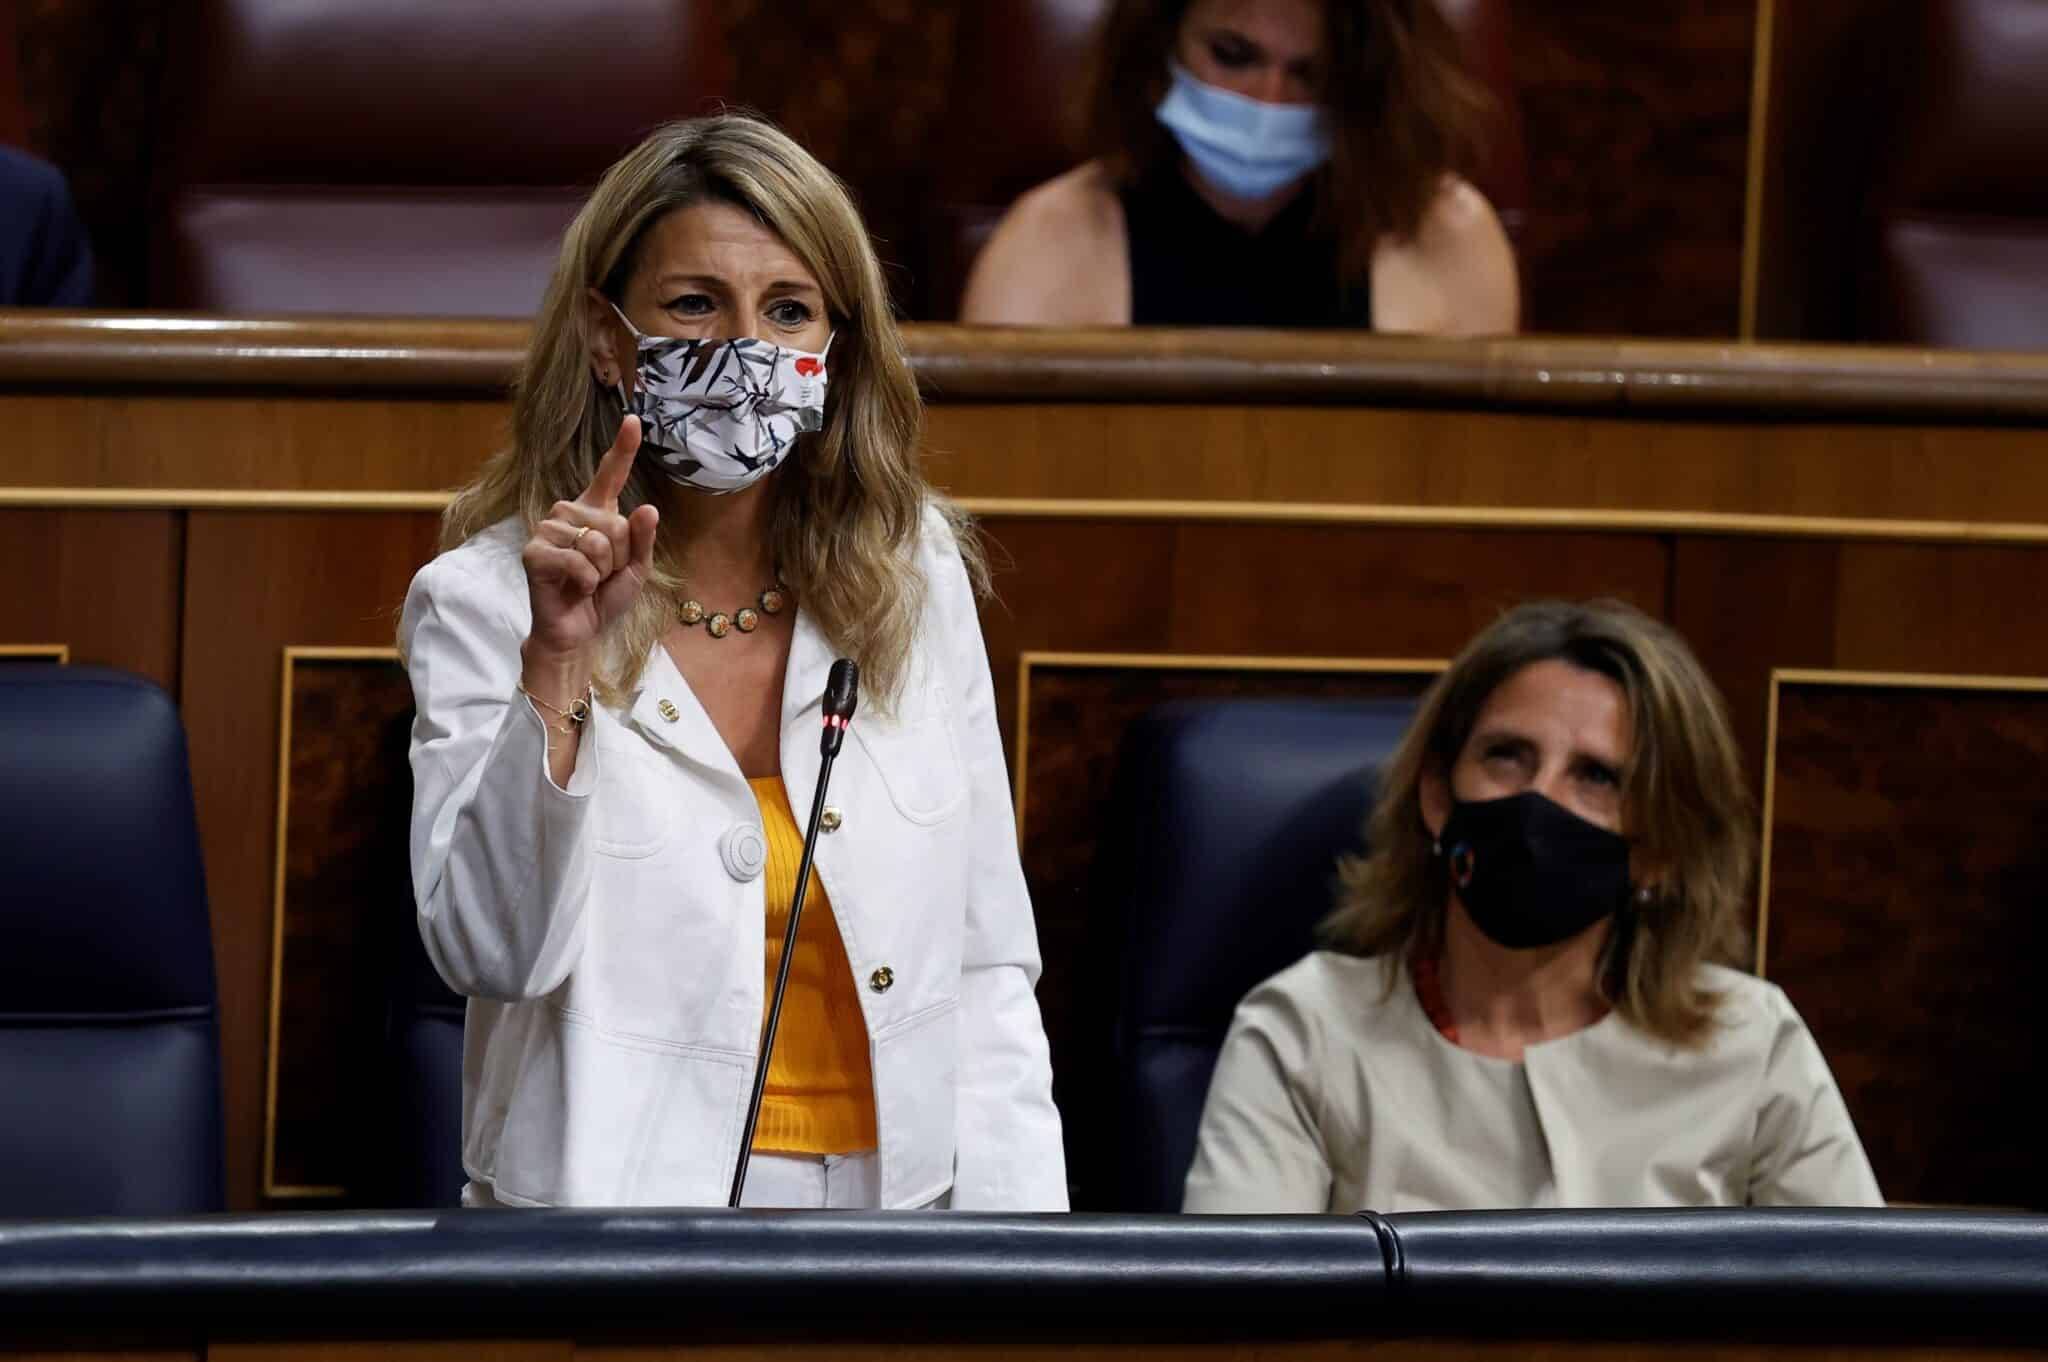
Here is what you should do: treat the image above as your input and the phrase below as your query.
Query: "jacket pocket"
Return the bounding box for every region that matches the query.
[494,1008,747,1207]
[591,732,673,859]
[852,702,967,826]
[872,997,959,1208]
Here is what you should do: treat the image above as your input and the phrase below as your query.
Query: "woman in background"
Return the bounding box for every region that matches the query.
[1184,601,1881,1212]
[961,0,1516,332]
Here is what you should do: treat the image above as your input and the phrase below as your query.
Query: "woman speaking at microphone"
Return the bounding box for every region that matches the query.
[401,115,1065,1211]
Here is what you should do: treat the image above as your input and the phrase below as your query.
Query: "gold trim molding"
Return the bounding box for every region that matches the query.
[0,644,69,663]
[265,645,406,1201]
[1756,666,2048,975]
[8,486,2048,546]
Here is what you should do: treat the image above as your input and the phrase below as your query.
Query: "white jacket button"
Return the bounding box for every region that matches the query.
[869,966,894,993]
[719,823,766,883]
[821,806,843,833]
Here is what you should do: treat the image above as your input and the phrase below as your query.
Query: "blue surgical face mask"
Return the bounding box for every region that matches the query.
[1154,60,1330,200]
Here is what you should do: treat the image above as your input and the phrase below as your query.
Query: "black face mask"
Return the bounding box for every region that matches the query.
[1439,791,1632,950]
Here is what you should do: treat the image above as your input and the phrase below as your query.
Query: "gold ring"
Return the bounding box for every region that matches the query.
[572,525,592,545]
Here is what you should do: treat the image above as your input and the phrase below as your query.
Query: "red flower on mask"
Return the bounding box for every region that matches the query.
[795,357,823,377]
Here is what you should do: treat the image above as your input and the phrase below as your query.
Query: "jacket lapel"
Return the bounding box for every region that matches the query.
[778,607,836,800]
[621,644,737,777]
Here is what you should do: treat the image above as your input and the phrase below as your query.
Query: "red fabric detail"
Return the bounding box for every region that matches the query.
[1411,954,1461,1047]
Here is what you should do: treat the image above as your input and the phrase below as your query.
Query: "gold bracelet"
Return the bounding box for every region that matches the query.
[519,682,592,735]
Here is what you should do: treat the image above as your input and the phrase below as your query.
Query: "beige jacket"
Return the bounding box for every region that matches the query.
[1184,951,1882,1213]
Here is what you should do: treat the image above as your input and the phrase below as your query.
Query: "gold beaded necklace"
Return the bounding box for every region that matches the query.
[679,584,789,640]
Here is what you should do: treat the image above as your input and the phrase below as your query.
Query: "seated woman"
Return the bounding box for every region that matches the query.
[960,0,1516,332]
[1183,601,1881,1212]
[402,115,1065,1211]
[0,146,94,306]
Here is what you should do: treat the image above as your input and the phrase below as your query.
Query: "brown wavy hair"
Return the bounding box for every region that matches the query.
[441,115,981,713]
[1083,0,1492,283]
[1321,600,1756,1048]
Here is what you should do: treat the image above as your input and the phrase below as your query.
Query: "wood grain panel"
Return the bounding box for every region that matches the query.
[1512,0,1760,336]
[1831,546,2048,678]
[11,391,2048,536]
[1156,523,1668,657]
[269,652,417,1197]
[181,511,441,1210]
[972,519,1183,742]
[932,408,2048,527]
[1673,539,2048,790]
[0,508,180,687]
[1764,679,2048,1208]
[0,394,506,493]
[1669,538,1846,785]
[1748,0,1885,340]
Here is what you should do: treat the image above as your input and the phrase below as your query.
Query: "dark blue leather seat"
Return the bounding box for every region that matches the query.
[1089,698,1419,1211]
[380,903,466,1208]
[0,665,224,1215]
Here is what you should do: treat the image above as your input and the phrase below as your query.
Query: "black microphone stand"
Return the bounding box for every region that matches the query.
[729,659,859,1208]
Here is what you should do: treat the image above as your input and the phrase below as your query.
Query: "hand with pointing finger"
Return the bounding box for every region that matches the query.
[521,415,660,670]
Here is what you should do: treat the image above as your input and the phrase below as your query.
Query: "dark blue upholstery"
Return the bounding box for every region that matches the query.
[1093,699,1419,1211]
[0,665,224,1215]
[380,902,466,1208]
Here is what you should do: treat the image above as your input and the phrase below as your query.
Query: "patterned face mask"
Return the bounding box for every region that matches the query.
[605,300,832,495]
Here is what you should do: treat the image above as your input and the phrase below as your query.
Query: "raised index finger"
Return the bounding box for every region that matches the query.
[580,414,641,510]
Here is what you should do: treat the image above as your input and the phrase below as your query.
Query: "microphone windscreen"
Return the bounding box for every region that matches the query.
[824,658,860,720]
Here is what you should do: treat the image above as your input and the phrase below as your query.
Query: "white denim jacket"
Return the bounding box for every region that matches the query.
[401,507,1066,1210]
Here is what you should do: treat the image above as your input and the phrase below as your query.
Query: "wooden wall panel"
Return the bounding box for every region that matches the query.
[1669,538,1848,785]
[180,511,441,1210]
[1748,0,1886,340]
[1764,679,2048,1208]
[1511,0,1760,336]
[973,520,1670,746]
[270,653,416,1197]
[0,395,509,494]
[0,508,180,687]
[1675,538,2048,780]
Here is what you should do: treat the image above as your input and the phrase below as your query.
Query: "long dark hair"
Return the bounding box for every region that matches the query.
[1082,0,1492,282]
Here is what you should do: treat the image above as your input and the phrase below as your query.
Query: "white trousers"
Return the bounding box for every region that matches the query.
[736,1151,881,1209]
[461,1150,930,1210]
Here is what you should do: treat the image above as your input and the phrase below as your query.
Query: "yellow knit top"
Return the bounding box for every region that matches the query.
[747,776,878,1155]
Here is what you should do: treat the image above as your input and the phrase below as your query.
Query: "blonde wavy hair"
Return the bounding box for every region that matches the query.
[1322,600,1755,1047]
[442,114,980,711]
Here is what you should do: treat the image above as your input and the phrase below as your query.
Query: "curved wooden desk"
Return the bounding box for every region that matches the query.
[4,313,2045,1214]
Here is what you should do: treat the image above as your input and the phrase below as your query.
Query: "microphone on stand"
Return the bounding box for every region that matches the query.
[729,657,860,1208]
